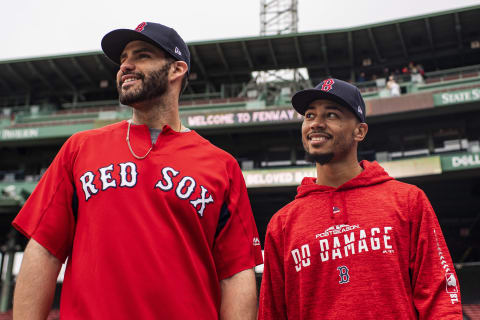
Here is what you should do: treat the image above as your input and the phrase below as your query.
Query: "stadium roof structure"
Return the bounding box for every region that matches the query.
[0,5,479,107]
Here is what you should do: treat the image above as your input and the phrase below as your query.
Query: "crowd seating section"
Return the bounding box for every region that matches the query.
[9,118,95,129]
[357,64,480,96]
[424,66,480,84]
[179,96,250,107]
[1,64,480,129]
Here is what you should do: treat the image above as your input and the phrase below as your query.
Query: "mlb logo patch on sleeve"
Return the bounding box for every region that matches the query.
[445,273,458,293]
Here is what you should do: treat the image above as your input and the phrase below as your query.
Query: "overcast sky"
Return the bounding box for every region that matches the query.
[0,0,479,61]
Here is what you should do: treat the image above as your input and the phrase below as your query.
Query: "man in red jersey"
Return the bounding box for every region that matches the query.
[13,22,263,320]
[258,78,462,319]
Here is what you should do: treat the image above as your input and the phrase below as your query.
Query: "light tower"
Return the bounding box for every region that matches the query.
[244,0,309,106]
[260,0,298,35]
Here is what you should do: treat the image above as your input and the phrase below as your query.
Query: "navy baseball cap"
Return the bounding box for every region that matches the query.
[101,22,190,74]
[292,78,366,123]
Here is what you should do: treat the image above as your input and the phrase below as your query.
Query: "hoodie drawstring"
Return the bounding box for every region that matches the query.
[341,191,348,225]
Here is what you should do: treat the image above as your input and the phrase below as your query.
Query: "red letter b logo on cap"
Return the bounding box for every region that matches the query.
[321,78,335,91]
[135,22,147,32]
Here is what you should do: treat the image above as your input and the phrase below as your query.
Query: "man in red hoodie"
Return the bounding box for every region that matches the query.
[258,78,462,319]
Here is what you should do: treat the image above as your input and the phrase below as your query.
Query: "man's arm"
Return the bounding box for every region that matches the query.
[13,238,62,320]
[258,216,286,320]
[409,190,462,319]
[220,268,257,320]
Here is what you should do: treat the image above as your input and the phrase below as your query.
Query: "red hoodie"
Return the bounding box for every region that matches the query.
[259,161,462,320]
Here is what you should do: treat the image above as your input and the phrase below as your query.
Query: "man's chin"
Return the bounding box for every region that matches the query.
[119,93,144,106]
[305,152,334,165]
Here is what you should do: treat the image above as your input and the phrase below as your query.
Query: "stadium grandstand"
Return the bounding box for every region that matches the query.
[1,4,480,319]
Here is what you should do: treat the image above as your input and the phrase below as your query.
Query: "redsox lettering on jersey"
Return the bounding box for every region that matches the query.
[79,162,214,217]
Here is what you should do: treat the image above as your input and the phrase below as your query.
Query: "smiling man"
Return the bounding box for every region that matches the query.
[12,22,263,320]
[258,78,462,319]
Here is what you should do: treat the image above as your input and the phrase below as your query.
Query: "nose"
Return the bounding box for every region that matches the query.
[309,116,326,130]
[119,59,134,74]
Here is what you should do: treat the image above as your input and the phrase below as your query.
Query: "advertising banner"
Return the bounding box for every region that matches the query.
[243,156,443,188]
[0,123,93,141]
[433,88,480,106]
[441,152,480,171]
[181,107,303,129]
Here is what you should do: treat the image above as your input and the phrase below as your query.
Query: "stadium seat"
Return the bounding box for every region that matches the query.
[425,77,441,84]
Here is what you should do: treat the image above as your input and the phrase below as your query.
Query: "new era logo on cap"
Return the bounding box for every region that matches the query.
[175,47,182,56]
[358,106,363,114]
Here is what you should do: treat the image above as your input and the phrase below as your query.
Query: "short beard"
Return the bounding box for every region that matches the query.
[305,152,334,165]
[117,61,173,106]
[303,131,356,165]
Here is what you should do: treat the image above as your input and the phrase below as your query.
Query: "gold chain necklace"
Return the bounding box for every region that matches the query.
[125,120,183,160]
[126,120,153,160]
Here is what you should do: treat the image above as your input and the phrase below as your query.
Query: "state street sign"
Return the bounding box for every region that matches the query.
[441,152,480,171]
[433,88,480,107]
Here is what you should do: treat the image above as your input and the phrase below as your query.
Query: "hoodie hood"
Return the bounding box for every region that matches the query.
[295,160,393,199]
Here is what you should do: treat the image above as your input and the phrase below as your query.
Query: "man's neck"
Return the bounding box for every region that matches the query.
[130,94,182,131]
[315,157,363,188]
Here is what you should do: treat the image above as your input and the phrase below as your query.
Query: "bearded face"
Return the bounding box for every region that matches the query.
[303,130,355,165]
[117,61,173,106]
[301,100,359,165]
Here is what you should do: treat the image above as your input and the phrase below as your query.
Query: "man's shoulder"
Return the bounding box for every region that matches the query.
[58,121,124,155]
[380,178,423,194]
[69,121,124,142]
[372,178,428,208]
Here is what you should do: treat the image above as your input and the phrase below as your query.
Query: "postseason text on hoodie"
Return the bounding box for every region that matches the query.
[259,161,462,320]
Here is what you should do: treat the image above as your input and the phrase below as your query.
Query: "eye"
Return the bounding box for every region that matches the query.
[327,112,339,119]
[305,112,315,119]
[138,53,151,59]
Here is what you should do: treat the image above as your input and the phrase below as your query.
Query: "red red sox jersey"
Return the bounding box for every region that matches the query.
[13,121,263,320]
[259,161,462,320]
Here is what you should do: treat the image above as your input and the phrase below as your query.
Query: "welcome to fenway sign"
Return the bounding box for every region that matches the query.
[181,107,303,128]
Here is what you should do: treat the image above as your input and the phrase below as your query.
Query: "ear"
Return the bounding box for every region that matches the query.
[169,61,188,82]
[353,123,368,142]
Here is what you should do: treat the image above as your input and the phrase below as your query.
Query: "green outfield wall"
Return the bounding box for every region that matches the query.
[0,153,479,195]
[0,123,93,142]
